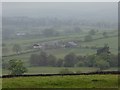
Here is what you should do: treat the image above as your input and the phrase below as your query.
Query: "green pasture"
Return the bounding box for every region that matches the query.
[2,75,118,88]
[2,67,118,75]
[3,36,118,64]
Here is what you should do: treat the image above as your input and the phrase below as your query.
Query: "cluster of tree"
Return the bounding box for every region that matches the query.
[84,30,110,42]
[42,28,60,37]
[29,52,80,67]
[3,45,118,75]
[3,17,116,40]
[102,32,108,38]
[3,59,27,75]
[84,29,96,42]
[29,45,118,70]
[3,43,22,55]
[29,52,57,67]
[89,29,96,35]
[12,44,22,54]
[74,27,82,33]
[84,35,93,41]
[42,27,83,37]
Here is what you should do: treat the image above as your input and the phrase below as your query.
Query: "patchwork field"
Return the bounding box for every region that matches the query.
[3,30,118,56]
[2,30,118,75]
[3,35,118,62]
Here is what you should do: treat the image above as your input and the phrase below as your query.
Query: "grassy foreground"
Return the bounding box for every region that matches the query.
[2,75,118,88]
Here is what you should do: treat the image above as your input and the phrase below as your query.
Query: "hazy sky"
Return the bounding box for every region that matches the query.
[1,0,119,2]
[2,2,118,21]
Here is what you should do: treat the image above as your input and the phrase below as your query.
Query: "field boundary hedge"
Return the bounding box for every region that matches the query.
[1,71,120,78]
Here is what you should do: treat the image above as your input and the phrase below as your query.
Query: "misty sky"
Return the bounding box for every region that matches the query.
[2,2,118,22]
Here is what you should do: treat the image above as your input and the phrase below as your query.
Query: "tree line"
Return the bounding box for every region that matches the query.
[3,45,118,75]
[29,45,118,70]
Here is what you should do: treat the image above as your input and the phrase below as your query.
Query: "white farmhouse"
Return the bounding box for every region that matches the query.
[33,44,42,49]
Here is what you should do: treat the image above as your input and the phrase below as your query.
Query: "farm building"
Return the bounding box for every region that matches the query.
[16,32,26,36]
[33,44,42,49]
[41,41,62,49]
[65,41,77,48]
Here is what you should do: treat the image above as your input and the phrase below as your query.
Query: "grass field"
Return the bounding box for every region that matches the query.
[2,67,118,75]
[2,67,99,75]
[2,75,118,88]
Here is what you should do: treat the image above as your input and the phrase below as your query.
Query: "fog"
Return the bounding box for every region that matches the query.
[3,2,118,22]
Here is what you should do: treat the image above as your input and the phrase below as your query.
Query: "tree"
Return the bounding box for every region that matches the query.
[13,44,22,54]
[47,54,57,66]
[84,35,93,41]
[56,58,63,67]
[29,54,39,66]
[64,53,78,67]
[8,59,27,75]
[30,53,56,66]
[85,55,96,67]
[102,32,108,38]
[74,27,82,33]
[108,54,118,67]
[97,44,110,55]
[30,52,48,66]
[42,28,59,37]
[75,61,85,67]
[75,55,85,67]
[95,59,110,70]
[94,45,111,70]
[39,51,48,66]
[89,29,96,35]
